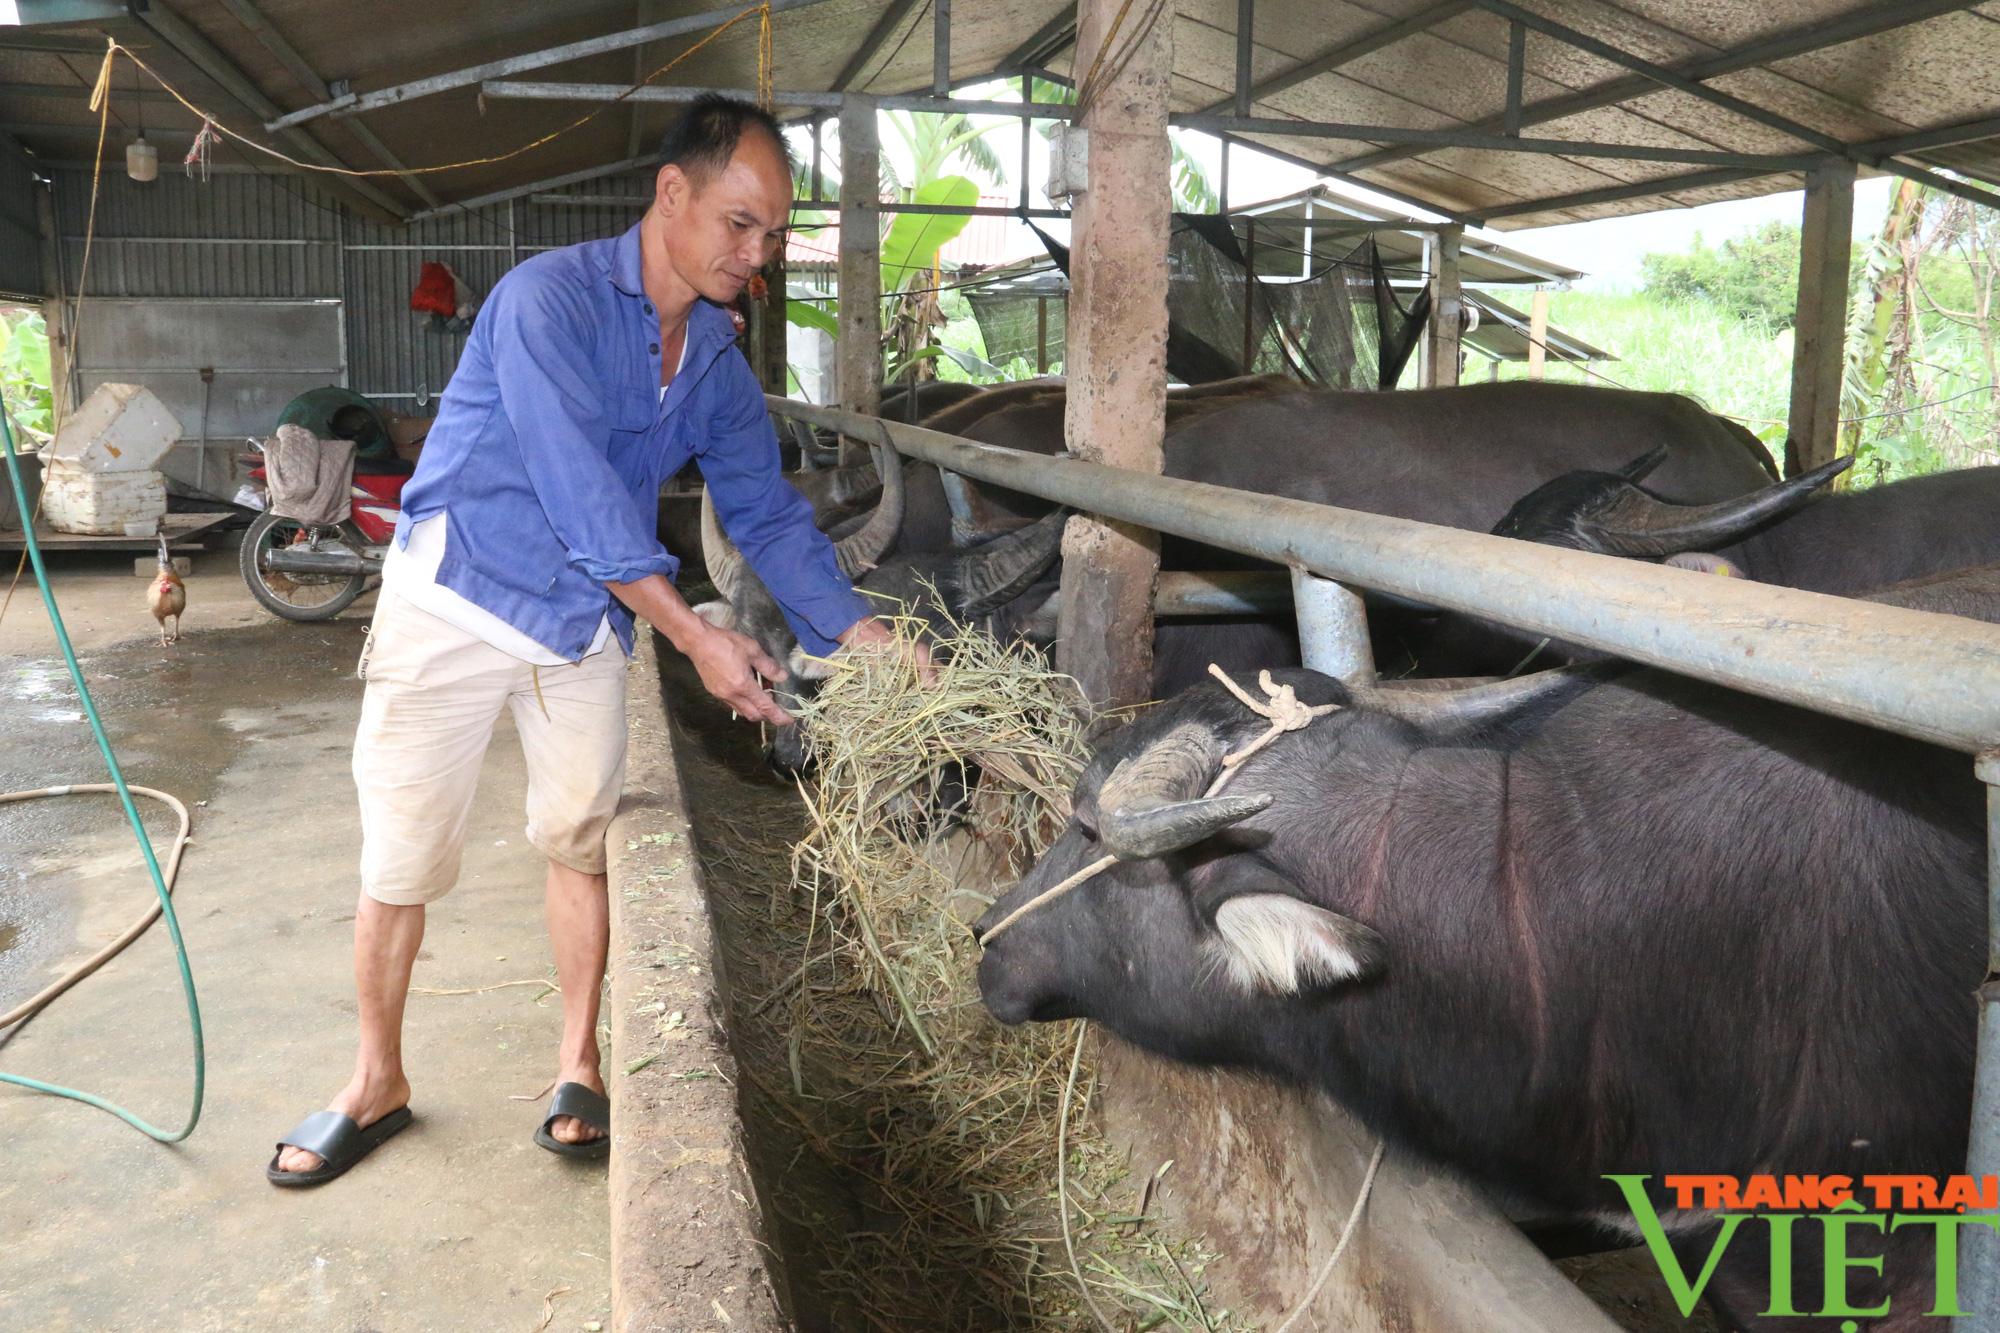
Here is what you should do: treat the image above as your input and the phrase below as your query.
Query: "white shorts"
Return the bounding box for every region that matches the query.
[352,588,629,906]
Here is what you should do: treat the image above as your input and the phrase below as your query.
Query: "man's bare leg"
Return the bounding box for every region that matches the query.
[275,895,424,1172]
[276,896,424,1168]
[545,860,609,1145]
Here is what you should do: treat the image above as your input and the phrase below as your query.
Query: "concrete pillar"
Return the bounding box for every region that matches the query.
[836,94,881,461]
[1787,156,1856,478]
[1424,225,1463,388]
[1055,0,1172,713]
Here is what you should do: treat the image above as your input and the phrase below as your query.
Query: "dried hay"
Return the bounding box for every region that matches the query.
[772,610,1250,1332]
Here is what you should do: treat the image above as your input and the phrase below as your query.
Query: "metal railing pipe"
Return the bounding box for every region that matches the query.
[1292,569,1375,686]
[769,397,2000,754]
[1967,750,2000,1333]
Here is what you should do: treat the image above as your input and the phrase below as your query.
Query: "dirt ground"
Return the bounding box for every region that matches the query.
[0,546,611,1331]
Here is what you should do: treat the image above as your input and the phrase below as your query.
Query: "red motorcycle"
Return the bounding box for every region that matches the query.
[237,449,411,622]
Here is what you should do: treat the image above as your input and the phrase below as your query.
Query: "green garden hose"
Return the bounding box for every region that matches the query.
[0,403,204,1143]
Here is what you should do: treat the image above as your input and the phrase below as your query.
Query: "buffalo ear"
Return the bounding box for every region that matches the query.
[1209,890,1384,994]
[692,600,738,631]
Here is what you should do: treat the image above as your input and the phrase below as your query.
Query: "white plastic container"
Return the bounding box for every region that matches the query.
[48,383,182,474]
[41,458,167,535]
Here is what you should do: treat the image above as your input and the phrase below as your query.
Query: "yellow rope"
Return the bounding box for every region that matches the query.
[91,3,772,181]
[758,3,776,108]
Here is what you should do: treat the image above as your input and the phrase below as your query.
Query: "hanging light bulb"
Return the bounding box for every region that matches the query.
[126,135,159,182]
[125,58,156,182]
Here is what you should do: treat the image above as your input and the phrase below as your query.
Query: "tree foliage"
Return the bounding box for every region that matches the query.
[1640,221,1806,330]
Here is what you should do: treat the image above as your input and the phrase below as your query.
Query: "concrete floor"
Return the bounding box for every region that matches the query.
[0,547,611,1331]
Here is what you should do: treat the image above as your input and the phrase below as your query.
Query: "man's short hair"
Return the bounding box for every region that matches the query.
[657,93,796,187]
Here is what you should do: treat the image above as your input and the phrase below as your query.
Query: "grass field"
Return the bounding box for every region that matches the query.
[1489,291,1794,453]
[1488,289,1999,487]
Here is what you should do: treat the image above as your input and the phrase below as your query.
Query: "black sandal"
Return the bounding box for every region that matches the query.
[266,1106,413,1188]
[534,1082,610,1160]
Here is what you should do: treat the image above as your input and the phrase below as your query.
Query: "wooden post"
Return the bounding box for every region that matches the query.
[34,181,71,425]
[1424,224,1463,388]
[758,243,787,395]
[1527,287,1549,380]
[1241,216,1258,373]
[1056,0,1172,713]
[837,94,882,462]
[1035,296,1048,373]
[1787,156,1856,478]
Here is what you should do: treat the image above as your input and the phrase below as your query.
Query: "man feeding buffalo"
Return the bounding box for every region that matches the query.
[269,94,925,1185]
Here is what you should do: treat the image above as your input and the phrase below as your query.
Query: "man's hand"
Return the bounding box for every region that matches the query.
[608,572,792,726]
[685,621,793,725]
[838,616,937,684]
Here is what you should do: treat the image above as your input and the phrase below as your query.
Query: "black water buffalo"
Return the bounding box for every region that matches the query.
[1494,457,2000,595]
[721,382,1785,690]
[975,565,1998,1331]
[815,374,1296,553]
[801,379,997,466]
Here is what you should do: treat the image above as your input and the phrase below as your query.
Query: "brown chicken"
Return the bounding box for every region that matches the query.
[148,533,185,645]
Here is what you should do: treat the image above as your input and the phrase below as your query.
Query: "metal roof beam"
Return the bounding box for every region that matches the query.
[485,82,1084,116]
[1212,131,1480,225]
[1197,0,1474,115]
[1233,0,1253,117]
[487,83,1809,168]
[131,1,405,223]
[1476,165,1781,221]
[408,152,666,223]
[1177,112,1813,168]
[0,31,108,54]
[267,0,839,132]
[1860,113,2000,158]
[1,119,200,140]
[212,0,439,207]
[1336,0,1977,175]
[830,0,925,93]
[1873,159,2000,214]
[999,6,1077,75]
[1465,1,2000,211]
[7,80,179,104]
[933,0,951,97]
[1466,0,1847,153]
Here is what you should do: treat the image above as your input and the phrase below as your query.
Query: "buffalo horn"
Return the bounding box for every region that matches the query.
[797,458,882,521]
[1582,456,1851,558]
[1615,445,1669,483]
[1098,722,1272,860]
[952,509,1071,617]
[831,441,905,577]
[699,486,750,608]
[1360,668,1587,730]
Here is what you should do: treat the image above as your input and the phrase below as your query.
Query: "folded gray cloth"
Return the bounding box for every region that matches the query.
[263,423,356,527]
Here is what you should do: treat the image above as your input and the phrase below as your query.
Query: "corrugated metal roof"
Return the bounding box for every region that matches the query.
[1,1,1994,227]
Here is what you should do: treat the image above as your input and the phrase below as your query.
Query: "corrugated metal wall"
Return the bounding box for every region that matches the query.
[52,168,341,299]
[48,165,664,409]
[0,138,45,301]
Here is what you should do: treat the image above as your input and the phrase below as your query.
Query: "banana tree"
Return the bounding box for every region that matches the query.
[784,174,985,382]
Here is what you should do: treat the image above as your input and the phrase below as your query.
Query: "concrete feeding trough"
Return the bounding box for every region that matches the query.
[606,631,1689,1332]
[42,384,181,536]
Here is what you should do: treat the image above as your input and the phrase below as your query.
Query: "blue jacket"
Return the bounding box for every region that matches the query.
[397,222,871,660]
